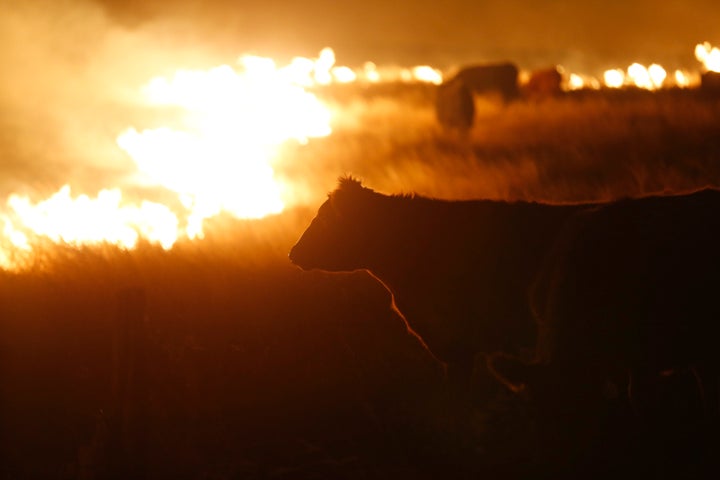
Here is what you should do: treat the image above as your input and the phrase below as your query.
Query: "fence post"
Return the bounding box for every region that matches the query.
[109,287,148,479]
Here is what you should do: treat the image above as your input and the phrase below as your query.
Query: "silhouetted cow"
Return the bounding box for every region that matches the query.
[522,66,564,100]
[453,62,520,101]
[289,177,593,387]
[435,79,474,133]
[435,62,519,131]
[488,188,720,468]
[701,71,720,92]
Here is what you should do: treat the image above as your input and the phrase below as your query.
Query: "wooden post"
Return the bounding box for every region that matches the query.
[108,287,148,479]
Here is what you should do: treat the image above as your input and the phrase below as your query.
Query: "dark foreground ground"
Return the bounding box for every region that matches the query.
[2,219,719,480]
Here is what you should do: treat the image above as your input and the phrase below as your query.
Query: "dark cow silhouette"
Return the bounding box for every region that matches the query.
[522,66,564,100]
[701,71,720,92]
[289,177,594,386]
[435,62,519,131]
[488,188,720,469]
[453,62,520,101]
[435,79,474,133]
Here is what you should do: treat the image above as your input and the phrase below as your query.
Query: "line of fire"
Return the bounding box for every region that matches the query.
[2,43,720,271]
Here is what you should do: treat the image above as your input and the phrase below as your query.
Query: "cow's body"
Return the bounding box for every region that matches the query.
[523,66,564,100]
[435,79,474,133]
[289,178,592,382]
[535,189,720,374]
[452,62,520,101]
[488,188,720,471]
[435,63,519,131]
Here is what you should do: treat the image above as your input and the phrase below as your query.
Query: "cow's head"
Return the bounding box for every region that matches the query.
[289,177,386,272]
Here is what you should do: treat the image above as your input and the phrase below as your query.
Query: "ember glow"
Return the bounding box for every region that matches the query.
[5,187,178,249]
[116,52,336,238]
[695,42,720,72]
[600,63,668,90]
[604,69,626,88]
[408,66,443,85]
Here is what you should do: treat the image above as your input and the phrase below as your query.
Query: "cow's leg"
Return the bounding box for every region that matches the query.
[445,355,475,398]
[629,367,707,421]
[692,365,720,420]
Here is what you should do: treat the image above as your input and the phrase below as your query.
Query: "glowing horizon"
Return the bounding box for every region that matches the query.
[0,43,716,271]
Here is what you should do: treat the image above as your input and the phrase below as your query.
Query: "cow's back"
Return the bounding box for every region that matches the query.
[435,79,474,132]
[534,188,720,373]
[453,63,520,101]
[490,189,720,476]
[523,67,564,100]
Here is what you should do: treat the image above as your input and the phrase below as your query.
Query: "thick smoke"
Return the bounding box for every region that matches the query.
[91,0,720,68]
[0,0,229,201]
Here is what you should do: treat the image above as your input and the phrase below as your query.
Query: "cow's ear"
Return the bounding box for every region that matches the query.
[331,178,376,217]
[487,352,536,393]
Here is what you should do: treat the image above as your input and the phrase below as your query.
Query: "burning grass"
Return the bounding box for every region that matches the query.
[3,86,720,478]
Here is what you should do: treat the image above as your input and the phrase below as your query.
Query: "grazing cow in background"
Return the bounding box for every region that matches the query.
[435,79,474,133]
[453,62,520,102]
[289,177,593,389]
[435,62,519,131]
[522,66,564,100]
[488,188,720,469]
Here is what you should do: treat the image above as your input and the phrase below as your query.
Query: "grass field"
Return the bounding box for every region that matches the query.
[2,84,720,478]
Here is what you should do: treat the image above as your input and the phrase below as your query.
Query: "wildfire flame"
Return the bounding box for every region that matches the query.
[601,63,668,90]
[604,69,626,88]
[5,186,178,250]
[0,49,341,270]
[116,53,335,239]
[695,42,720,72]
[567,73,601,91]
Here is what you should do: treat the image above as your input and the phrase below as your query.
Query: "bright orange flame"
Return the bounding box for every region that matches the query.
[648,64,667,88]
[603,63,668,90]
[8,186,179,248]
[626,63,666,90]
[0,49,336,270]
[410,66,443,84]
[118,51,334,240]
[604,69,625,88]
[0,185,179,269]
[674,70,691,88]
[695,42,720,72]
[363,62,381,83]
[567,73,600,90]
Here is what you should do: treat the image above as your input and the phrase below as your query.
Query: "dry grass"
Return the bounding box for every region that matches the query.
[282,86,720,208]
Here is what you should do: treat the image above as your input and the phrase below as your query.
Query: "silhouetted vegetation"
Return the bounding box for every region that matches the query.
[3,85,720,478]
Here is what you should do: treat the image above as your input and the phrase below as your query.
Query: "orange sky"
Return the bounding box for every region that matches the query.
[89,0,720,69]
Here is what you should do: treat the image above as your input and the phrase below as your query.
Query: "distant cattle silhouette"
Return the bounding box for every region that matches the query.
[701,71,720,92]
[289,177,594,388]
[435,79,474,133]
[488,188,720,465]
[522,66,564,100]
[435,62,519,131]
